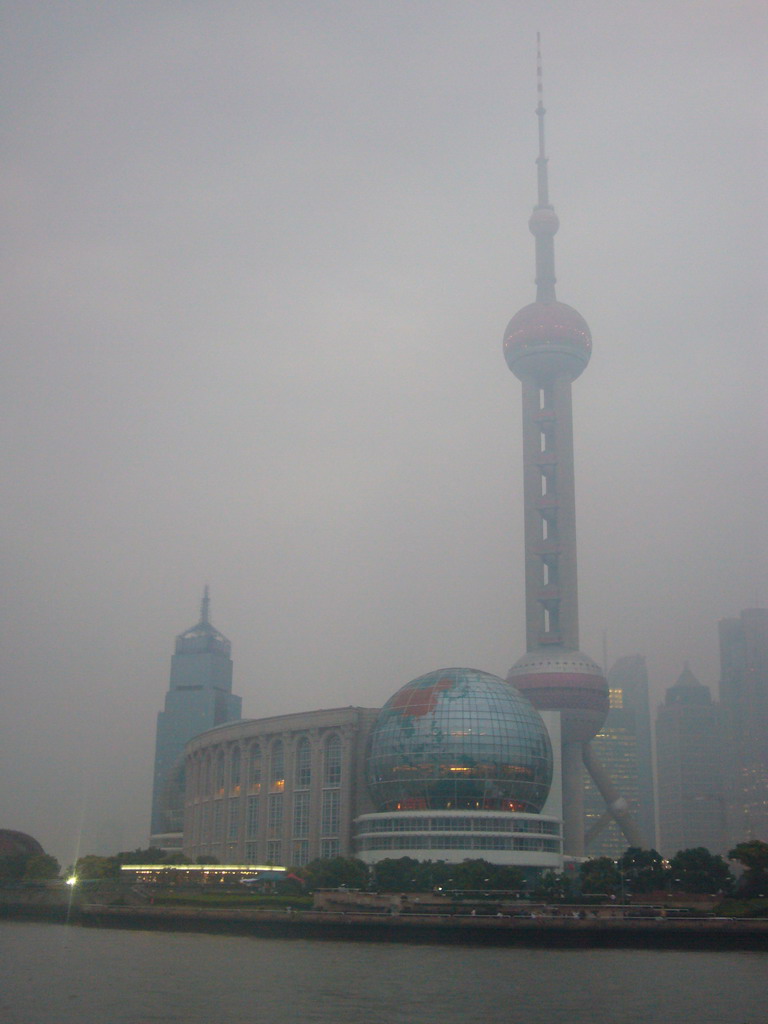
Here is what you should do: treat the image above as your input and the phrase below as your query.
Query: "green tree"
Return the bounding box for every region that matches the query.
[163,852,192,865]
[302,857,369,891]
[618,847,666,894]
[115,848,191,866]
[23,854,60,880]
[0,853,29,881]
[531,870,574,903]
[370,857,427,893]
[115,847,167,864]
[369,858,524,894]
[580,856,619,897]
[72,854,120,880]
[729,840,768,898]
[669,847,733,894]
[450,859,524,893]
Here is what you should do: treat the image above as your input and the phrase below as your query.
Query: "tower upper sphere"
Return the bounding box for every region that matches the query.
[504,300,592,382]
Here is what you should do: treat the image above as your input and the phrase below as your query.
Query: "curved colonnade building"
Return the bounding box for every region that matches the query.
[183,707,378,867]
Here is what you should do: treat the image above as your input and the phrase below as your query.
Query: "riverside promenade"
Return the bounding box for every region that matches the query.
[3,899,767,950]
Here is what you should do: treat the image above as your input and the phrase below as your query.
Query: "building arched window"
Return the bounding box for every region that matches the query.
[295,737,312,790]
[246,744,261,845]
[248,743,262,793]
[323,734,342,788]
[230,746,241,792]
[190,756,201,799]
[270,740,285,792]
[215,750,225,795]
[202,754,212,796]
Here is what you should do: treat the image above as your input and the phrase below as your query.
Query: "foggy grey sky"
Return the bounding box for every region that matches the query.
[1,1,766,865]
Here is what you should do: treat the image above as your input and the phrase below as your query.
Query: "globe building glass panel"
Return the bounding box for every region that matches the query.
[366,668,553,814]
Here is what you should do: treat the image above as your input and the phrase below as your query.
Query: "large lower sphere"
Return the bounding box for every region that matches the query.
[366,667,553,814]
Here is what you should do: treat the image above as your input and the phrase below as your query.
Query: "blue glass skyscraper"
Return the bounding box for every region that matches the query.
[150,588,242,849]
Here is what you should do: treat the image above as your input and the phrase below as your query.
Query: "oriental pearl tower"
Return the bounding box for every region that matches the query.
[504,41,644,856]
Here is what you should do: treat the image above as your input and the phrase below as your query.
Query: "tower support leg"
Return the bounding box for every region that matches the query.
[582,741,646,850]
[562,740,585,856]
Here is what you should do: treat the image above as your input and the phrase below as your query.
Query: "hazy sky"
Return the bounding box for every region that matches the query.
[1,1,766,865]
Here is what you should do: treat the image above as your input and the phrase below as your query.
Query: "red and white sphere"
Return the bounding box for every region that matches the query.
[507,648,608,743]
[503,301,592,382]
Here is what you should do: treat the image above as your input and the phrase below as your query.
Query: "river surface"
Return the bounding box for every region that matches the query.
[1,920,766,1024]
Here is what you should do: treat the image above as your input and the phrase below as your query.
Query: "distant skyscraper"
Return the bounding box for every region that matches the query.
[655,665,727,856]
[150,588,242,849]
[719,608,768,845]
[504,40,642,856]
[584,656,655,856]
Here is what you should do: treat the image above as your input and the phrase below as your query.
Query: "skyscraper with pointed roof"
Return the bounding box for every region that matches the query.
[655,664,727,856]
[150,588,242,850]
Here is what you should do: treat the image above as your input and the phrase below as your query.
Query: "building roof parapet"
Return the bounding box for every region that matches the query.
[184,706,381,753]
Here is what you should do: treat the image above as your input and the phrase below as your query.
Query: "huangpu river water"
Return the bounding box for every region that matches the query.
[1,921,766,1024]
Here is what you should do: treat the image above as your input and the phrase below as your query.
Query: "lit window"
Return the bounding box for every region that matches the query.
[230,746,241,792]
[270,740,285,792]
[248,743,262,793]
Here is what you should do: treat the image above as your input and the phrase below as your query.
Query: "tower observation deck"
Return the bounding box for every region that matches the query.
[503,40,644,856]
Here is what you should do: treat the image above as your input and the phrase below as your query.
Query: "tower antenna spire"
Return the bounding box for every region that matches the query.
[201,584,210,625]
[536,31,549,207]
[529,33,558,302]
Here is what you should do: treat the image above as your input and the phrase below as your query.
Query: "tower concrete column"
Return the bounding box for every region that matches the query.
[561,740,586,857]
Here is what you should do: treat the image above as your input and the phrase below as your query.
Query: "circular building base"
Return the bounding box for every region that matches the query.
[355,809,563,869]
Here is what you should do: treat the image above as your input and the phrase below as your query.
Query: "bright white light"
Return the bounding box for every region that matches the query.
[66,876,77,886]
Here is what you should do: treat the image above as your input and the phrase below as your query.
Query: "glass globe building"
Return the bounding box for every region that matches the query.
[366,668,552,813]
[357,668,562,869]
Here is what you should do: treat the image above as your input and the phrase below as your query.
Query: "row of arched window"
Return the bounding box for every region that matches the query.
[188,733,343,801]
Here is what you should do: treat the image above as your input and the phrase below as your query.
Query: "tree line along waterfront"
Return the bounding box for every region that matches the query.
[2,840,768,919]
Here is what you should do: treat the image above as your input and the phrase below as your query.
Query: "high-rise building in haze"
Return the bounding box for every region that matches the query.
[584,656,656,856]
[150,588,242,850]
[504,41,643,856]
[655,665,727,856]
[719,608,768,845]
